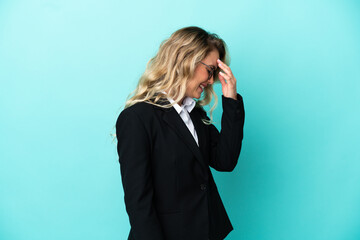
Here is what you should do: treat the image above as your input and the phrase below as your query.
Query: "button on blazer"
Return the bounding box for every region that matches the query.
[115,93,245,240]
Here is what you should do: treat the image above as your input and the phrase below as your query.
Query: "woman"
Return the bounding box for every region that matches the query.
[115,26,245,240]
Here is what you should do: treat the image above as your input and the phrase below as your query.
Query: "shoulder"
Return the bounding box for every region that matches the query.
[115,101,155,128]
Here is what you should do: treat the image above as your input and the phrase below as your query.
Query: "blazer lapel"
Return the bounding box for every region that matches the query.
[152,97,208,176]
[189,109,207,159]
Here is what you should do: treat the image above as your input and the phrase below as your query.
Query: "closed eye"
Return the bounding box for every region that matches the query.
[209,66,216,73]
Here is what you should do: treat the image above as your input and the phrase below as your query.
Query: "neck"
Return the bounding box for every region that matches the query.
[178,97,184,106]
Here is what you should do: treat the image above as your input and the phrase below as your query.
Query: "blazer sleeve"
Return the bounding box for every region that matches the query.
[115,108,165,240]
[205,93,245,172]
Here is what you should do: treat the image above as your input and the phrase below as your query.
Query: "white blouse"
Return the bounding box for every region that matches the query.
[160,91,199,146]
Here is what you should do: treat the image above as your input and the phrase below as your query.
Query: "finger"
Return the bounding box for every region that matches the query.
[217,59,232,76]
[217,59,237,85]
[219,66,232,79]
[219,71,232,83]
[218,72,227,86]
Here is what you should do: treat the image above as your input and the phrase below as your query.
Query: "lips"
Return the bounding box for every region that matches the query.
[199,83,207,89]
[198,83,207,93]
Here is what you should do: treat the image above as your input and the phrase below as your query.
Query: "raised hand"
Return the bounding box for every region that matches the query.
[217,59,237,100]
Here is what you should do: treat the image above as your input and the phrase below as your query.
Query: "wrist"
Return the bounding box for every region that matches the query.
[223,93,237,100]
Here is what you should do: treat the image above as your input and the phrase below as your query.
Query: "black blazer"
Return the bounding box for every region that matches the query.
[115,93,245,240]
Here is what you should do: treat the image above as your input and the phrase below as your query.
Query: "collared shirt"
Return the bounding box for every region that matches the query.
[160,91,199,146]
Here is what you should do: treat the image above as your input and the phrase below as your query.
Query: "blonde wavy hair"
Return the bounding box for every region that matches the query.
[111,26,230,141]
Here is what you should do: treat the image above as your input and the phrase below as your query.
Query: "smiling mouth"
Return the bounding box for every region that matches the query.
[200,83,207,89]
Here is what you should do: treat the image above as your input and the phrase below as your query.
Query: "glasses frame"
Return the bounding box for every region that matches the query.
[200,61,218,80]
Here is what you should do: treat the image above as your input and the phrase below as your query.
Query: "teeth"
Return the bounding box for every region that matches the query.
[200,85,204,89]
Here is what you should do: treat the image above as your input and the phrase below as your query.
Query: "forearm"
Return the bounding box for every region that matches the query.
[209,93,245,171]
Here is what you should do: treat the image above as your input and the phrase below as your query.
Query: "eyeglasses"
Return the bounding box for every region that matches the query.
[200,61,218,80]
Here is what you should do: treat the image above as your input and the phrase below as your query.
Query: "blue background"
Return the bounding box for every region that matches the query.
[1,0,360,239]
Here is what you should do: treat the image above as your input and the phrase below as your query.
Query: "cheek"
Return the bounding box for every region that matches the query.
[186,82,198,93]
[187,69,206,92]
[192,68,207,82]
[187,78,199,90]
[192,81,202,91]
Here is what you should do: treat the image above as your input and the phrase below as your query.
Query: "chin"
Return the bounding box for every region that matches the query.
[194,91,202,99]
[191,93,201,99]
